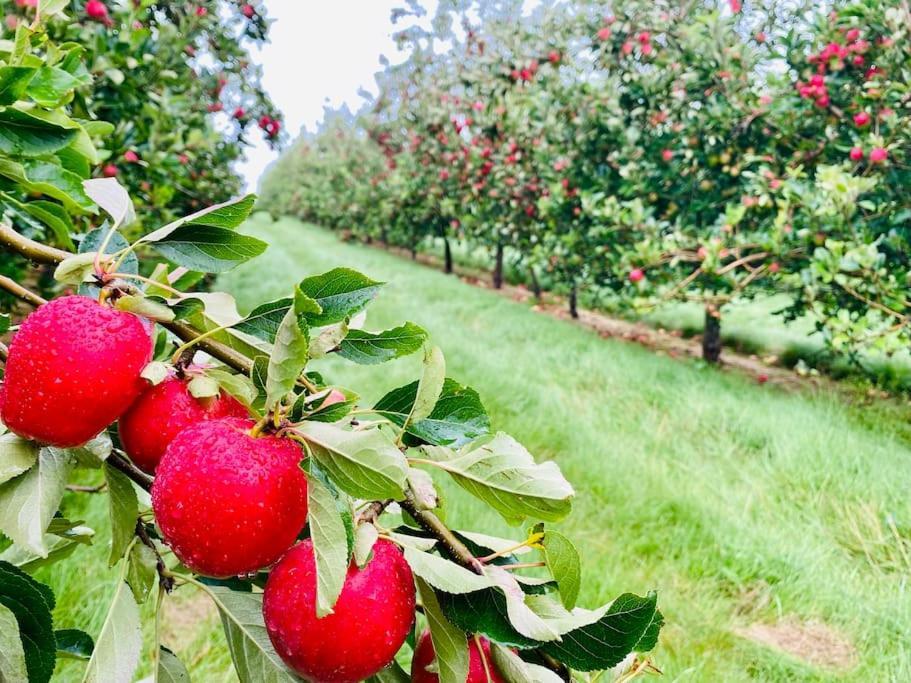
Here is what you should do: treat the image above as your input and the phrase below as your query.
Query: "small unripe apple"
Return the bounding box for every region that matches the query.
[264,539,415,682]
[411,630,505,683]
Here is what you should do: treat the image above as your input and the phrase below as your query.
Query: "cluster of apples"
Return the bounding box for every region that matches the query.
[0,295,505,681]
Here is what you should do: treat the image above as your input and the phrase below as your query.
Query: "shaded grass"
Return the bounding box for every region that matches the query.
[222,215,911,681]
[42,213,911,681]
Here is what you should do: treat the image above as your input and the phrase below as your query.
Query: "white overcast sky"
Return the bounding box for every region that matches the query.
[238,1,437,190]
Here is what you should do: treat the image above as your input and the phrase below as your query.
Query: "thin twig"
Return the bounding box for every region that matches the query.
[107,451,153,492]
[135,519,175,592]
[0,275,47,307]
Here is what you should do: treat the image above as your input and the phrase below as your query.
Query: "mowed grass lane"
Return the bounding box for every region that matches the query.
[221,214,911,682]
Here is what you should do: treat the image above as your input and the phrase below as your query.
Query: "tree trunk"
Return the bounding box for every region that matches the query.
[702,306,722,363]
[443,237,453,274]
[568,282,579,319]
[410,241,418,260]
[528,266,542,301]
[493,242,504,289]
[381,228,388,245]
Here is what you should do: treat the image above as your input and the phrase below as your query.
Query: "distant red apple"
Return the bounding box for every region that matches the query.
[661,149,673,162]
[241,4,255,18]
[869,147,888,163]
[102,164,118,177]
[233,107,246,119]
[849,146,864,161]
[597,27,611,41]
[548,50,561,64]
[629,268,644,283]
[123,150,139,163]
[85,0,107,20]
[853,111,870,127]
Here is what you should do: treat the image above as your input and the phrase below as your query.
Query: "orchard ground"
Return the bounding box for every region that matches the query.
[45,213,911,681]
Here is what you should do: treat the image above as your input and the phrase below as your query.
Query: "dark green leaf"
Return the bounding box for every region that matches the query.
[54,629,93,660]
[104,464,138,566]
[374,378,489,447]
[125,542,156,604]
[233,297,293,343]
[0,561,56,683]
[337,322,427,365]
[0,66,36,105]
[297,268,383,327]
[0,108,77,156]
[158,646,190,683]
[152,225,268,273]
[140,194,257,243]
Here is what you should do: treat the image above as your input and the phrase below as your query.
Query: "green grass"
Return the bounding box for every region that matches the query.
[45,213,911,681]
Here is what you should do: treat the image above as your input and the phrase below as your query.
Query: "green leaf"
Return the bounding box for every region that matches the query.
[0,524,94,572]
[208,586,299,683]
[187,374,220,399]
[114,295,176,323]
[309,321,348,358]
[406,467,438,510]
[251,355,269,396]
[104,464,138,567]
[403,547,494,594]
[409,346,445,426]
[542,531,580,610]
[0,601,28,683]
[16,198,76,250]
[415,578,469,683]
[0,433,38,485]
[0,66,36,105]
[374,378,489,447]
[82,178,135,228]
[297,422,408,500]
[419,433,573,525]
[20,158,93,209]
[27,66,82,107]
[81,578,141,683]
[490,644,563,683]
[151,225,268,273]
[297,267,384,327]
[37,0,70,17]
[125,542,157,605]
[0,108,77,156]
[157,646,190,683]
[55,629,94,661]
[297,388,358,424]
[265,288,317,409]
[141,361,170,386]
[306,470,351,617]
[58,434,112,469]
[538,593,662,671]
[0,447,73,556]
[54,251,98,285]
[77,228,136,297]
[486,567,560,642]
[337,322,427,365]
[0,561,56,683]
[206,368,258,407]
[366,661,410,682]
[353,523,379,568]
[141,195,257,243]
[233,297,294,343]
[0,314,7,334]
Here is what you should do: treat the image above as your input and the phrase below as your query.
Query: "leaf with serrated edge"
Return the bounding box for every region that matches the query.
[297,422,407,500]
[55,629,94,661]
[0,561,56,682]
[353,523,379,568]
[139,194,256,243]
[337,322,427,365]
[408,346,445,426]
[207,586,299,683]
[487,566,560,642]
[265,289,316,409]
[404,548,494,594]
[420,433,573,525]
[104,464,138,567]
[0,434,37,485]
[416,578,469,683]
[0,601,27,682]
[298,267,383,327]
[0,448,72,556]
[490,644,563,683]
[81,576,141,683]
[542,531,580,610]
[307,474,349,617]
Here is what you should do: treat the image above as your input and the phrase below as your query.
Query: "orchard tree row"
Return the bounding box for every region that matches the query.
[261,0,911,367]
[0,5,660,683]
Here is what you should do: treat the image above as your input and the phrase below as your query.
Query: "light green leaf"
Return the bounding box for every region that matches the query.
[56,433,112,469]
[365,661,410,682]
[415,578,469,683]
[308,321,348,358]
[0,433,38,485]
[0,66,36,105]
[408,346,445,426]
[125,542,157,605]
[83,178,135,228]
[487,566,561,642]
[104,464,138,567]
[208,586,299,683]
[114,295,175,322]
[297,422,408,500]
[307,472,350,617]
[337,322,427,365]
[0,448,72,556]
[0,525,94,571]
[491,644,563,683]
[187,374,220,399]
[140,361,170,386]
[0,601,27,683]
[81,578,141,683]
[297,267,384,327]
[420,433,574,525]
[265,288,317,409]
[0,108,77,156]
[404,547,494,594]
[353,523,379,568]
[542,530,580,610]
[157,646,190,683]
[54,251,98,285]
[37,0,70,17]
[205,368,258,406]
